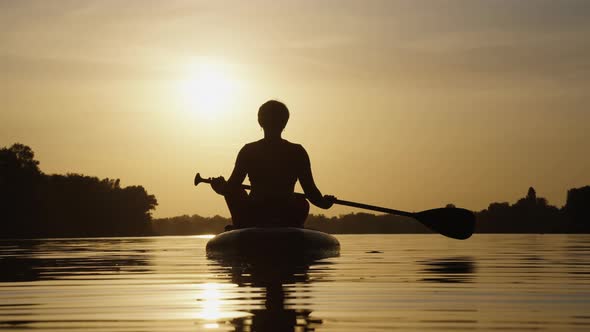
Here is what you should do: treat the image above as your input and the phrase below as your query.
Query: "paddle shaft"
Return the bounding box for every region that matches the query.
[196,174,415,218]
[333,199,414,218]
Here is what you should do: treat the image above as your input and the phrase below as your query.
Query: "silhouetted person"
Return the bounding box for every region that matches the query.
[211,100,335,228]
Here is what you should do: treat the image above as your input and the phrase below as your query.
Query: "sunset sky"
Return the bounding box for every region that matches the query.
[2,0,589,218]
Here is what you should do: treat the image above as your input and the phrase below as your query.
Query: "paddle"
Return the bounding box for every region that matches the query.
[194,173,475,240]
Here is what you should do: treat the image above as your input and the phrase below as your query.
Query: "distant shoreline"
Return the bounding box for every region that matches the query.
[3,144,589,239]
[151,186,590,236]
[2,232,589,241]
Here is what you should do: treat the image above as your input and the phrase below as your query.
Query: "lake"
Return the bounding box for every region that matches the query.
[1,234,589,331]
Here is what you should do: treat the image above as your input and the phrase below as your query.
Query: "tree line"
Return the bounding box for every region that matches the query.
[154,186,590,235]
[476,186,590,233]
[2,143,589,238]
[1,144,157,238]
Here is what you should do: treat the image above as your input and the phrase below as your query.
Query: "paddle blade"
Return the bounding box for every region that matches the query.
[414,208,476,240]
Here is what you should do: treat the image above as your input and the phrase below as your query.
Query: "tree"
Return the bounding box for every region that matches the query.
[564,186,590,231]
[0,143,42,185]
[0,144,44,236]
[1,144,158,238]
[526,187,536,201]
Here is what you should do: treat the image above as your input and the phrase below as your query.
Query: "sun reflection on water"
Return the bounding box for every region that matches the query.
[198,283,222,320]
[193,235,216,239]
[195,282,247,322]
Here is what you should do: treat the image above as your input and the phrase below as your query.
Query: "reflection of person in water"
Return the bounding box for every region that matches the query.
[231,283,315,332]
[228,262,321,332]
[211,100,335,228]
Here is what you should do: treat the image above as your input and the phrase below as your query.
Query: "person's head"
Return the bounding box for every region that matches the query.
[258,100,289,134]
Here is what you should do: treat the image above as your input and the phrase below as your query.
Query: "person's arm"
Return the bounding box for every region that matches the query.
[298,146,335,209]
[211,146,248,195]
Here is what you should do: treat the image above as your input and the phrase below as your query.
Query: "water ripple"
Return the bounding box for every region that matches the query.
[0,235,589,331]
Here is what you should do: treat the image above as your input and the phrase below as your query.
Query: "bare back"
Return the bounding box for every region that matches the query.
[228,139,306,200]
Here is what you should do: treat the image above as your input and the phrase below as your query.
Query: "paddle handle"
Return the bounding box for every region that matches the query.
[195,173,308,200]
[195,174,253,190]
[194,173,414,218]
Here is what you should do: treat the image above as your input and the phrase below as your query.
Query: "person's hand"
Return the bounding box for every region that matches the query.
[322,195,336,209]
[211,176,227,195]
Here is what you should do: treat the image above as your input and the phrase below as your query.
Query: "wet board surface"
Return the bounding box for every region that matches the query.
[206,227,341,261]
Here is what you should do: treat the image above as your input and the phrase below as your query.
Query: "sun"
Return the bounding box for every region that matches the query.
[178,61,237,120]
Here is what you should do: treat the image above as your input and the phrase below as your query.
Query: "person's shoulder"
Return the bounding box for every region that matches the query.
[242,140,262,149]
[238,141,258,155]
[282,140,308,157]
[281,139,304,149]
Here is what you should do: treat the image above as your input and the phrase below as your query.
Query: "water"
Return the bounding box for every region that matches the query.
[1,234,589,331]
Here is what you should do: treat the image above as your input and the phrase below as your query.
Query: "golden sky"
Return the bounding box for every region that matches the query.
[1,1,589,218]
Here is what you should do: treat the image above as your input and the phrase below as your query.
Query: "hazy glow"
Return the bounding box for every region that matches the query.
[1,1,589,218]
[178,61,238,121]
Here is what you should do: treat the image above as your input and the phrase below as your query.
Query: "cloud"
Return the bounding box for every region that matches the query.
[0,55,171,82]
[1,0,589,91]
